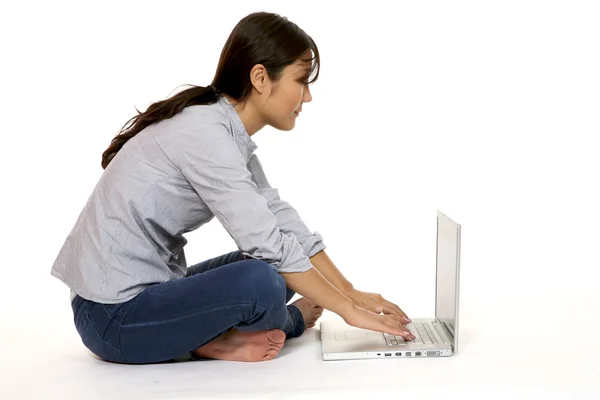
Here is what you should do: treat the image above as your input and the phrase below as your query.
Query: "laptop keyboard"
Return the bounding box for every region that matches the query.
[383,322,446,346]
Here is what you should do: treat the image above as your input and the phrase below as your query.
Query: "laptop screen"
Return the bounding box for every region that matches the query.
[435,211,461,351]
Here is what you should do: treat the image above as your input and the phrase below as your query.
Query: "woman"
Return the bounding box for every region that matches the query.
[51,11,415,364]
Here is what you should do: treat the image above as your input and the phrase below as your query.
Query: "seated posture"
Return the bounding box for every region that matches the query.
[51,11,413,364]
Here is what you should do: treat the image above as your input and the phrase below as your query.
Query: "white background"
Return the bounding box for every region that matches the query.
[1,0,599,398]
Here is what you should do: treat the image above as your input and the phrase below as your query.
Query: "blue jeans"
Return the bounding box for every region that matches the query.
[71,251,305,364]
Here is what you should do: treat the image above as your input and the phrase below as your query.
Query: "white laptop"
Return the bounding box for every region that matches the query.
[320,210,461,360]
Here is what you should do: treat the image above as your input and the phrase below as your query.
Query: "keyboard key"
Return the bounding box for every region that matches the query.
[423,324,439,344]
[406,326,419,338]
[416,325,433,344]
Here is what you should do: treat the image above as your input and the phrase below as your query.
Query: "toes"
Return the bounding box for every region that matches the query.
[269,345,283,353]
[267,347,280,356]
[266,329,286,344]
[263,349,278,361]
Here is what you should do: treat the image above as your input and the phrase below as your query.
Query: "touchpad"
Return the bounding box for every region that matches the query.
[346,331,368,339]
[334,331,369,340]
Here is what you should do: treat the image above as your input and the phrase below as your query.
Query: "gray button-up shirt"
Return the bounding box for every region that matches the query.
[50,95,326,304]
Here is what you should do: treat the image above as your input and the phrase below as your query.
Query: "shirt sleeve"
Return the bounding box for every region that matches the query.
[176,122,313,274]
[248,153,327,258]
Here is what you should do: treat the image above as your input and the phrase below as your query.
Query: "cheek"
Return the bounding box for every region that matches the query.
[272,85,302,115]
[290,87,304,108]
[287,82,303,100]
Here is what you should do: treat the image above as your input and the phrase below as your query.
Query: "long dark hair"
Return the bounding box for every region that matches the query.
[101,11,320,169]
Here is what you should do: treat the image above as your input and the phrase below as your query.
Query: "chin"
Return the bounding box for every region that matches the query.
[271,120,295,131]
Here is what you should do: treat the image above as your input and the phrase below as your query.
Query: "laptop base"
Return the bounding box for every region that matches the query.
[320,319,454,361]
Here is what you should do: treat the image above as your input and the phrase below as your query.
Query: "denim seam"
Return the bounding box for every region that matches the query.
[100,304,129,363]
[117,323,129,363]
[100,304,124,326]
[255,304,270,330]
[120,302,258,328]
[79,312,90,343]
[84,313,121,353]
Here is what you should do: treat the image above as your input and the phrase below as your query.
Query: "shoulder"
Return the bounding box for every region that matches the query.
[184,101,230,126]
[151,101,234,146]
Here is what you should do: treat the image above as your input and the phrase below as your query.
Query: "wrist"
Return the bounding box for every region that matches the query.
[341,283,356,297]
[342,285,358,300]
[338,299,358,319]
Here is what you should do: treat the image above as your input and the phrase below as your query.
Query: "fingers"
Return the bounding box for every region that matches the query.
[383,316,415,340]
[381,300,411,323]
[396,326,415,341]
[345,307,414,340]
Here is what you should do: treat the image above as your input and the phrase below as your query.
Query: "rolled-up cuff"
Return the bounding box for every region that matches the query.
[286,304,305,339]
[302,231,327,258]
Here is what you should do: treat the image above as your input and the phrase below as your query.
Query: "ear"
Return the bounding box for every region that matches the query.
[250,64,268,94]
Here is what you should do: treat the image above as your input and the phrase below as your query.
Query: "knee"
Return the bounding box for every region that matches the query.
[240,260,286,304]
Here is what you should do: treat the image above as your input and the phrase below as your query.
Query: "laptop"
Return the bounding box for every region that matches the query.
[320,210,461,360]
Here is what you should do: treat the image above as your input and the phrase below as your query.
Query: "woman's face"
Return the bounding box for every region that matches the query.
[251,54,314,131]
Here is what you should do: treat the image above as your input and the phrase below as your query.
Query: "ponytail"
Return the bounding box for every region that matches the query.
[101,85,220,169]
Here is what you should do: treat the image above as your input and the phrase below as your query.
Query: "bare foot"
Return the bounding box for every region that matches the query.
[291,297,324,329]
[193,328,286,362]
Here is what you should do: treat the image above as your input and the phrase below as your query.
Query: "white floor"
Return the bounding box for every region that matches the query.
[3,300,600,399]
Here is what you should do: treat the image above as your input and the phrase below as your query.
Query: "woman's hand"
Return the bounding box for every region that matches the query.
[346,289,412,324]
[341,304,416,340]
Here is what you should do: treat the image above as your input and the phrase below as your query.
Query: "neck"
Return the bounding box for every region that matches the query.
[223,94,265,136]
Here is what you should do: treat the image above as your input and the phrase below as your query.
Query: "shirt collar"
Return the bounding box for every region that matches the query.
[219,96,258,155]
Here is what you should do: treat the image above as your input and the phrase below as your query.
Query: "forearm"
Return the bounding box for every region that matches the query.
[308,250,355,296]
[279,266,355,316]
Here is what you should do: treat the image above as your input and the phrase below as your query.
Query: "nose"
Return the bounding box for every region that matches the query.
[303,86,313,103]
